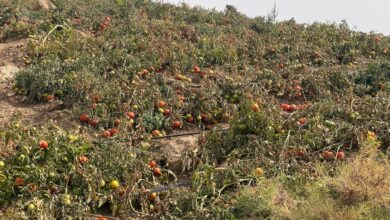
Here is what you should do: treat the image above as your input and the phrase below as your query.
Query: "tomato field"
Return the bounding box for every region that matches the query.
[1,0,390,219]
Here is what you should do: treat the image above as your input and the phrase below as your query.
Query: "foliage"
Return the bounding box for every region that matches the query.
[0,0,390,219]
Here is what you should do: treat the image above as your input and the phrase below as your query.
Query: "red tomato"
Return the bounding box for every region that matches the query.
[158,101,166,108]
[336,151,345,159]
[126,111,136,119]
[153,167,162,176]
[288,104,298,112]
[39,140,49,149]
[152,130,161,136]
[46,95,54,102]
[148,160,157,168]
[102,130,111,138]
[323,151,334,160]
[89,119,99,127]
[163,109,171,116]
[109,128,119,136]
[298,117,307,125]
[186,117,194,123]
[79,156,88,164]
[172,120,182,128]
[79,113,90,123]
[91,95,100,103]
[193,66,201,73]
[15,177,25,186]
[281,103,290,111]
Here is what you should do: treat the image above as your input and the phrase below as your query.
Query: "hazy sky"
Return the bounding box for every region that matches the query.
[164,0,390,35]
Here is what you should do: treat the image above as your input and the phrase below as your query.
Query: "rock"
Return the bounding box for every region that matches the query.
[0,65,19,81]
[157,135,199,171]
[32,0,56,11]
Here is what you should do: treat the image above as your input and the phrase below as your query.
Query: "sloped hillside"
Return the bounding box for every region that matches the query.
[0,0,390,219]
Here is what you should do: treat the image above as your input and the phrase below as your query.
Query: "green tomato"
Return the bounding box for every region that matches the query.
[140,142,150,151]
[0,161,4,168]
[238,123,247,131]
[99,179,106,188]
[18,154,26,161]
[63,199,71,206]
[109,104,117,110]
[27,203,35,211]
[324,120,336,128]
[67,135,78,142]
[22,146,30,153]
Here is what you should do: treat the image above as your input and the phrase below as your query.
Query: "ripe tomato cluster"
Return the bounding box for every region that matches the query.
[148,160,162,176]
[98,16,111,32]
[323,150,345,160]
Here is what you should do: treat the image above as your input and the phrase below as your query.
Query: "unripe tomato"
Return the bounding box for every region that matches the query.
[99,179,106,188]
[27,203,35,211]
[149,192,157,201]
[251,103,260,112]
[255,167,264,176]
[109,180,120,189]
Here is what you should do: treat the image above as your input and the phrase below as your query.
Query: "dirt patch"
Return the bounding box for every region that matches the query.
[0,38,27,66]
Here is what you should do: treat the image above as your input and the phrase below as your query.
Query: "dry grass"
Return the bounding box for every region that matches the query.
[331,140,390,207]
[287,138,390,220]
[232,138,390,219]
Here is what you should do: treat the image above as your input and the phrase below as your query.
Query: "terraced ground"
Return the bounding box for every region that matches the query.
[1,0,390,219]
